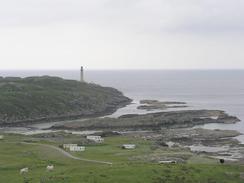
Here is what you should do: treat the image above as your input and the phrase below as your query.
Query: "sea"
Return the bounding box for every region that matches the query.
[1,70,244,143]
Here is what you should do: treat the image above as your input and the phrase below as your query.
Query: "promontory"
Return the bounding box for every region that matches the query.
[0,76,131,125]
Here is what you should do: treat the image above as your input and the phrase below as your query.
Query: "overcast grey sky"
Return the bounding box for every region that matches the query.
[0,0,244,70]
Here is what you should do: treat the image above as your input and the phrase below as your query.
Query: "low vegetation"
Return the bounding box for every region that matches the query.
[0,133,243,183]
[0,76,131,125]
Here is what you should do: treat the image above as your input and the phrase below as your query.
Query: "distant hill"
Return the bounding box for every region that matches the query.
[0,76,131,125]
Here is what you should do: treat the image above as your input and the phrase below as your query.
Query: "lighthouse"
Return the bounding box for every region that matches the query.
[80,66,84,82]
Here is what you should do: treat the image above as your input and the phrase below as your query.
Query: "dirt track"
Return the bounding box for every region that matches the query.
[22,142,113,165]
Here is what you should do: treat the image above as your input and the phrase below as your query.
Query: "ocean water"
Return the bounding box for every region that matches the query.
[1,70,244,141]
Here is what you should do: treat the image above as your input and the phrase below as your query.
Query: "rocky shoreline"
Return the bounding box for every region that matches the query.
[137,100,188,111]
[123,128,244,163]
[50,109,240,131]
[0,99,131,127]
[2,98,243,163]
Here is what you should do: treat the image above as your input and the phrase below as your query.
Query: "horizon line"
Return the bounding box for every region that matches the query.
[1,68,244,71]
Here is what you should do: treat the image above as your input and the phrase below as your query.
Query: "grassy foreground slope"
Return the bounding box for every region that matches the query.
[0,134,243,183]
[0,76,131,125]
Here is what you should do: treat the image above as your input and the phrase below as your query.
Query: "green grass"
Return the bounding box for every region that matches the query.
[76,136,152,162]
[0,134,244,183]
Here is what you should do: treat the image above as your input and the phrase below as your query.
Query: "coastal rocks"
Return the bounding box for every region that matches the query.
[154,128,244,162]
[137,100,188,111]
[51,110,240,131]
[126,128,244,163]
[140,100,186,105]
[159,128,241,146]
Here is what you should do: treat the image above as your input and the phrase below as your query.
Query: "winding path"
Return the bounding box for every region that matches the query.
[22,142,113,165]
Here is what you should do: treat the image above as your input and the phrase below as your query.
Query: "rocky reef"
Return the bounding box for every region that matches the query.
[51,109,240,131]
[137,100,188,111]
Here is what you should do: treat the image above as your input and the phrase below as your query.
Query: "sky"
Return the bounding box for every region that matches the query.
[0,0,244,70]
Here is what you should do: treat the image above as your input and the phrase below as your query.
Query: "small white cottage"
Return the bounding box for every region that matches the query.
[63,144,85,152]
[86,136,104,143]
[69,146,85,152]
[122,144,136,149]
[63,144,77,149]
[0,135,4,140]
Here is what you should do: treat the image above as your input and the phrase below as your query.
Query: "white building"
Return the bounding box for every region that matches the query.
[63,144,85,152]
[69,146,85,152]
[158,160,176,164]
[122,144,136,149]
[0,135,3,140]
[63,144,77,149]
[86,136,104,143]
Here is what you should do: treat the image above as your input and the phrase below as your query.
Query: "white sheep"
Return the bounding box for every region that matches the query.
[46,165,54,172]
[20,167,29,174]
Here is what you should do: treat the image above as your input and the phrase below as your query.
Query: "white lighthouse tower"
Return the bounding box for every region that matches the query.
[80,66,84,82]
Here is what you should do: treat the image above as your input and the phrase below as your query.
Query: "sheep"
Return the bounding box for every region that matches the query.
[46,165,54,172]
[20,167,29,174]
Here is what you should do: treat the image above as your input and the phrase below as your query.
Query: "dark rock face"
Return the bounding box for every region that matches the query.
[0,76,131,126]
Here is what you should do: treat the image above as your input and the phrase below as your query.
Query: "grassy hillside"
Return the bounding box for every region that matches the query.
[0,76,131,125]
[0,133,243,183]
